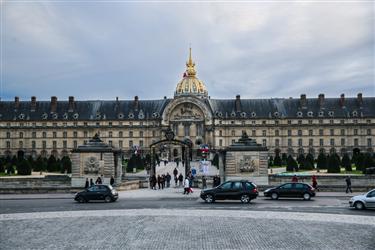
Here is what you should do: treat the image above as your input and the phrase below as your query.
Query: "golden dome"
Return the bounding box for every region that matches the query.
[175,48,208,98]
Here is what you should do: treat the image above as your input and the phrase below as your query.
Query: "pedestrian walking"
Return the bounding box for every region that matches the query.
[291,175,298,182]
[84,178,89,189]
[110,175,115,186]
[95,177,102,185]
[178,173,183,187]
[174,175,178,187]
[173,168,178,178]
[345,176,352,193]
[311,175,319,191]
[202,176,207,189]
[183,177,190,195]
[157,175,162,189]
[90,178,94,187]
[150,175,157,190]
[166,172,171,188]
[161,174,166,189]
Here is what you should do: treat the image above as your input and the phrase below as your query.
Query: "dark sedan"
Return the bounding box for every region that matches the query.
[200,180,258,203]
[75,184,118,203]
[264,183,315,200]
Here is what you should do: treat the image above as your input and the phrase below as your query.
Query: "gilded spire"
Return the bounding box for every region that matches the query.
[186,47,196,76]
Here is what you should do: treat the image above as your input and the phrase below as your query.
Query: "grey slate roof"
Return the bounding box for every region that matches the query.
[0,96,374,121]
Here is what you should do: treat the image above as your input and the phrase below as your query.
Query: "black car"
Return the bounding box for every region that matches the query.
[200,180,258,203]
[75,184,118,203]
[264,183,315,200]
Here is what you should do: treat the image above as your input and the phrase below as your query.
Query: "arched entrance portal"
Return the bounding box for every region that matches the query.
[149,128,192,179]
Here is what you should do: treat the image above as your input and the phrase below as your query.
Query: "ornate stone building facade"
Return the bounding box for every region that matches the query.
[0,50,374,159]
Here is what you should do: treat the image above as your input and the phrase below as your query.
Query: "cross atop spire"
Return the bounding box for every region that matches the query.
[186,47,196,76]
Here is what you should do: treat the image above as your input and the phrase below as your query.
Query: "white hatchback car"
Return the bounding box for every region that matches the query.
[349,189,375,210]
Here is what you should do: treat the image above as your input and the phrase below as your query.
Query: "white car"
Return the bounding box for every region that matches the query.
[349,189,375,210]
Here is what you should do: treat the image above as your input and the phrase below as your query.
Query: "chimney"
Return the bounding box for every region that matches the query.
[31,96,36,111]
[15,96,20,110]
[50,96,57,113]
[68,96,75,112]
[300,94,307,107]
[235,95,241,112]
[357,93,363,107]
[134,96,139,111]
[318,94,325,107]
[339,94,345,107]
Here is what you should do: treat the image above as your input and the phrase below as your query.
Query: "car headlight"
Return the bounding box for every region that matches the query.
[264,189,270,193]
[111,190,117,195]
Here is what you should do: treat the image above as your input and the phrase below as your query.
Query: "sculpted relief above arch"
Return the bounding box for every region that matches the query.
[162,97,213,126]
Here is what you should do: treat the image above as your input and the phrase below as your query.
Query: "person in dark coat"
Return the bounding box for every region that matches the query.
[345,176,352,193]
[166,172,171,188]
[291,175,298,183]
[178,173,183,187]
[173,168,178,178]
[161,174,166,189]
[95,177,102,185]
[84,178,89,189]
[312,175,319,191]
[90,178,94,187]
[202,176,207,189]
[157,175,162,189]
[110,176,115,186]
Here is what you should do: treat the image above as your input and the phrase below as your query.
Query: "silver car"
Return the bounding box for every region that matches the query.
[349,189,375,210]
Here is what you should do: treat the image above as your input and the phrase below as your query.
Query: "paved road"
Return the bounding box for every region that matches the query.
[1,195,373,216]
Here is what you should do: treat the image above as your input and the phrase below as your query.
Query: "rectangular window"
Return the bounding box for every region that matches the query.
[252,130,256,137]
[262,139,267,147]
[308,139,313,146]
[309,130,313,136]
[298,120,302,125]
[108,140,112,147]
[129,131,133,138]
[73,131,78,138]
[341,129,345,136]
[341,138,345,146]
[109,122,112,127]
[19,132,23,138]
[275,130,279,136]
[231,130,235,136]
[367,129,371,135]
[320,139,324,146]
[298,139,303,147]
[184,125,190,136]
[109,131,113,138]
[319,129,323,136]
[231,139,235,144]
[63,131,67,138]
[32,132,36,138]
[53,141,57,149]
[119,140,123,148]
[73,141,77,149]
[63,141,67,149]
[354,138,359,147]
[219,139,223,147]
[368,138,372,147]
[152,130,156,137]
[19,141,23,148]
[129,140,133,147]
[330,120,334,124]
[53,132,57,138]
[140,140,144,147]
[330,129,334,136]
[288,120,291,125]
[275,139,280,147]
[84,131,88,138]
[6,132,10,139]
[140,131,144,137]
[219,130,223,136]
[354,129,358,136]
[262,130,266,136]
[119,131,123,138]
[298,130,302,136]
[308,120,313,125]
[330,139,335,146]
[262,121,266,125]
[32,141,36,149]
[288,139,292,147]
[42,141,46,149]
[83,140,87,145]
[6,141,10,149]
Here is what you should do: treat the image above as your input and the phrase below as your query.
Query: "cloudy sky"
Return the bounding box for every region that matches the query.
[2,0,374,101]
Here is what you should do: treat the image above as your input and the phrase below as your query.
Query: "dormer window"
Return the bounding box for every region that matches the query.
[318,111,324,117]
[328,111,334,117]
[297,111,303,117]
[251,112,256,118]
[307,111,313,117]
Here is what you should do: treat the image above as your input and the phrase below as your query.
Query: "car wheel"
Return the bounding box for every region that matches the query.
[78,196,86,203]
[104,196,112,203]
[271,193,279,200]
[205,194,214,203]
[240,194,250,203]
[354,201,365,210]
[303,193,311,200]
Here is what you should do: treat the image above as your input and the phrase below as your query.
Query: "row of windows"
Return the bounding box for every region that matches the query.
[218,138,372,147]
[5,140,146,149]
[5,121,158,128]
[5,130,158,139]
[217,119,372,125]
[219,129,373,137]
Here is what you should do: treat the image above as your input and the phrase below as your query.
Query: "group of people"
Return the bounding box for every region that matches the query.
[291,174,354,193]
[84,175,115,188]
[149,173,172,190]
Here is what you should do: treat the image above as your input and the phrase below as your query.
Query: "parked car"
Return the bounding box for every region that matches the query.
[264,183,315,200]
[349,189,375,210]
[75,184,118,203]
[200,180,258,203]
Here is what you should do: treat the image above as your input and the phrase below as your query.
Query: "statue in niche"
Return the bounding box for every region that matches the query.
[239,155,257,173]
[84,156,100,174]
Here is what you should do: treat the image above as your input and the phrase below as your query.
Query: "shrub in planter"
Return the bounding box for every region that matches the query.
[341,153,352,171]
[327,154,341,173]
[17,159,32,175]
[286,155,298,172]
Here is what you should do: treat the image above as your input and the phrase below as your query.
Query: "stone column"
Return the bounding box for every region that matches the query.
[218,151,225,183]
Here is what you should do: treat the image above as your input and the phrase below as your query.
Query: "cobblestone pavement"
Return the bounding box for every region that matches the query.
[1,209,374,250]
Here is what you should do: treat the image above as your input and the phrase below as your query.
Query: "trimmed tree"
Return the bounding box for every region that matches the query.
[281,153,288,166]
[306,153,314,168]
[268,156,274,167]
[17,159,32,175]
[317,152,327,170]
[212,153,219,168]
[341,153,352,171]
[273,154,282,167]
[60,156,72,173]
[297,154,305,170]
[363,153,375,174]
[355,153,365,172]
[327,153,341,173]
[286,155,298,172]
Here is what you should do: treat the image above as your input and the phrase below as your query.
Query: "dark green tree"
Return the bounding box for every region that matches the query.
[363,153,375,173]
[341,153,352,171]
[47,155,58,172]
[297,154,305,169]
[281,153,288,166]
[327,153,341,173]
[0,157,5,173]
[306,153,315,168]
[268,156,274,167]
[286,155,298,172]
[273,154,282,167]
[17,159,32,175]
[60,156,72,173]
[355,153,365,171]
[212,153,219,168]
[317,152,327,170]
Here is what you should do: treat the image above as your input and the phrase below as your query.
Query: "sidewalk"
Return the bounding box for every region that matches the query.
[0,187,363,200]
